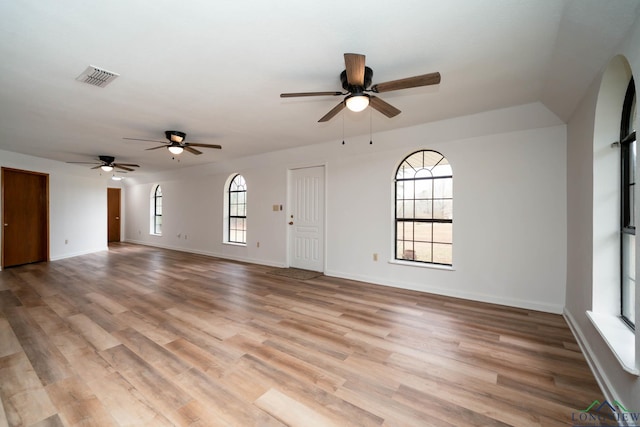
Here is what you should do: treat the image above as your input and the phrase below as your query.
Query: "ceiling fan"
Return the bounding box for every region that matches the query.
[67,155,139,172]
[280,53,441,122]
[123,130,222,155]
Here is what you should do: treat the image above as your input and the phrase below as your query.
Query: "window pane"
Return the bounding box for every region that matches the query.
[433,200,453,220]
[433,223,452,244]
[434,177,453,198]
[404,152,425,172]
[432,163,452,177]
[622,233,635,325]
[414,222,432,242]
[398,200,414,218]
[396,181,404,200]
[414,242,432,263]
[414,179,431,199]
[401,180,416,199]
[402,221,414,241]
[422,151,443,169]
[396,165,413,180]
[433,243,452,265]
[415,200,432,219]
[397,240,414,260]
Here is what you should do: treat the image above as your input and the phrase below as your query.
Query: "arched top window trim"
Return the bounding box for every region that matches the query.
[395,150,452,181]
[621,77,636,142]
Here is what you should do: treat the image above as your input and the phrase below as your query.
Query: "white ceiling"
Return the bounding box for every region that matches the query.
[0,0,639,174]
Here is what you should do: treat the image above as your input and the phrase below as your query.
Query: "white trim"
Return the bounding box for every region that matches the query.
[223,241,246,247]
[388,259,455,271]
[563,308,621,404]
[124,239,285,268]
[50,246,109,261]
[586,310,638,375]
[323,268,563,314]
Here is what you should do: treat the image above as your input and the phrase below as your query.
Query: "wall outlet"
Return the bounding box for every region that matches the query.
[373,253,378,261]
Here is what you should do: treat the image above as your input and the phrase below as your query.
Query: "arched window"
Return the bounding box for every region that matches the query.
[620,77,636,328]
[228,174,247,244]
[151,185,162,235]
[395,150,452,265]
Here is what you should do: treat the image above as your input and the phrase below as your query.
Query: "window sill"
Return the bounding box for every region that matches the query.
[388,259,455,271]
[586,310,638,376]
[150,233,162,237]
[223,241,246,247]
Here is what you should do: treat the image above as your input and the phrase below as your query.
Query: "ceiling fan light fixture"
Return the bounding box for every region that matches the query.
[345,93,370,112]
[168,145,184,155]
[111,175,123,181]
[101,165,114,172]
[166,130,186,143]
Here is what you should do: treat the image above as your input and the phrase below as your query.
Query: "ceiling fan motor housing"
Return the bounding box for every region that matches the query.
[99,155,115,164]
[165,130,186,143]
[340,66,373,93]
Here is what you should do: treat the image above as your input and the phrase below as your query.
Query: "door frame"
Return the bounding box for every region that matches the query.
[1,167,50,269]
[286,164,326,271]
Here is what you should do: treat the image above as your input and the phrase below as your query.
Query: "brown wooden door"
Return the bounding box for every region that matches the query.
[107,188,121,242]
[2,168,49,268]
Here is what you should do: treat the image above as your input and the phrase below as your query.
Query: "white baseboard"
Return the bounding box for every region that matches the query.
[324,269,564,314]
[123,239,286,268]
[563,308,617,403]
[50,246,109,261]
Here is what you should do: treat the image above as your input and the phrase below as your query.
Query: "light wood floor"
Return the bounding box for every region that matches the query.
[0,243,602,426]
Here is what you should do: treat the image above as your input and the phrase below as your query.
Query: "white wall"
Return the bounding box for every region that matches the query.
[124,102,567,313]
[565,18,640,410]
[0,149,117,265]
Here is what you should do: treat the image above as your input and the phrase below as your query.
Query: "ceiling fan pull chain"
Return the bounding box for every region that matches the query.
[342,111,345,145]
[369,107,373,145]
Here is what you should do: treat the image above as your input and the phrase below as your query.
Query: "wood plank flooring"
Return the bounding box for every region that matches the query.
[0,243,603,426]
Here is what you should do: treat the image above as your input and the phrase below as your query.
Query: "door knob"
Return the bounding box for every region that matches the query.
[116,217,120,220]
[288,221,294,225]
[3,224,7,226]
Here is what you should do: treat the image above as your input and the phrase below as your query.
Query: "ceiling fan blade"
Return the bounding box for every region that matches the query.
[123,137,166,143]
[371,72,441,93]
[114,165,134,172]
[280,91,343,98]
[344,53,366,87]
[318,101,346,122]
[113,163,140,167]
[66,161,100,165]
[184,146,202,155]
[145,145,168,151]
[90,165,102,169]
[186,143,222,149]
[369,96,401,118]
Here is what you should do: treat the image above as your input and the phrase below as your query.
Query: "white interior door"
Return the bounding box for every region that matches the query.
[288,166,325,272]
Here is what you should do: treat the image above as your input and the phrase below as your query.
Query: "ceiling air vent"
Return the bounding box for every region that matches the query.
[76,65,119,88]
